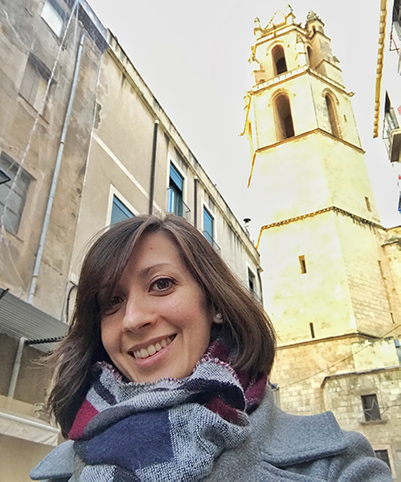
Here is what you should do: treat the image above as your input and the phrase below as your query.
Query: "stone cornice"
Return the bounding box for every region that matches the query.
[321,365,401,388]
[276,331,381,351]
[249,66,348,97]
[373,0,388,138]
[256,206,385,249]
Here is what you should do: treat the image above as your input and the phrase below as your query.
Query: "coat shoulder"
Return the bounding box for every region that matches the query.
[254,388,392,480]
[30,440,74,481]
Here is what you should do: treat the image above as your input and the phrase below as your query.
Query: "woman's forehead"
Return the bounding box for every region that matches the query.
[122,232,187,275]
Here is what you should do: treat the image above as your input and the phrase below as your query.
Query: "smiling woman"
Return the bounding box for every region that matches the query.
[30,215,392,481]
[100,232,214,383]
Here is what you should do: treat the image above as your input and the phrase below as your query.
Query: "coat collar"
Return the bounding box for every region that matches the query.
[253,385,348,467]
[30,440,74,480]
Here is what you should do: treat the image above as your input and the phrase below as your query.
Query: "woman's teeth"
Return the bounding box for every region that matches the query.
[133,336,173,359]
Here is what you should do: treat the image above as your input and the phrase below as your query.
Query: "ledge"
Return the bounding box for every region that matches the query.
[360,419,388,426]
[0,410,59,446]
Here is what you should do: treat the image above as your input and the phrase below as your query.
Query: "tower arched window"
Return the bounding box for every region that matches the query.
[325,95,340,137]
[275,94,295,140]
[272,45,288,76]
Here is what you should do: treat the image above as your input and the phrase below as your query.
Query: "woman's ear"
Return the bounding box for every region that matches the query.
[213,313,223,324]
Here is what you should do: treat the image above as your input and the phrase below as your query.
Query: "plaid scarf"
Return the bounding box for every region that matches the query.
[68,339,267,481]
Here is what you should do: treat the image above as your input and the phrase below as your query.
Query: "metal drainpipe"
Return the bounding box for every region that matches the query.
[148,120,159,215]
[7,337,26,399]
[28,32,86,304]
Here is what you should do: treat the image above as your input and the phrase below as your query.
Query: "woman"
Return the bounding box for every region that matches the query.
[31,215,391,481]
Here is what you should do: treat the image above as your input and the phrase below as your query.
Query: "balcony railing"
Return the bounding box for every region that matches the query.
[167,188,191,221]
[202,230,221,253]
[383,108,401,162]
[250,289,263,305]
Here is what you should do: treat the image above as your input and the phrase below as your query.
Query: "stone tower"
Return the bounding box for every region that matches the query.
[243,7,401,424]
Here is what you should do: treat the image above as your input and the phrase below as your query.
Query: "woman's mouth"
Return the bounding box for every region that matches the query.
[132,335,175,359]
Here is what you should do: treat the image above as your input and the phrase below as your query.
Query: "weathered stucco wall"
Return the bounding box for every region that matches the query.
[0,0,106,321]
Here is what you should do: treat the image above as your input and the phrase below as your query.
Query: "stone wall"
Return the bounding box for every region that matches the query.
[322,367,401,478]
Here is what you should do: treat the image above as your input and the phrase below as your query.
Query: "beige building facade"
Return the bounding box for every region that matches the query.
[243,7,401,478]
[0,0,262,479]
[69,33,262,295]
[374,0,401,213]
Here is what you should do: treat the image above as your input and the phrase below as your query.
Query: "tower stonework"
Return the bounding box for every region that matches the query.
[244,8,401,474]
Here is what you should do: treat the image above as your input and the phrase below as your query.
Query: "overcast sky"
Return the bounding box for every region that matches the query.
[91,0,401,230]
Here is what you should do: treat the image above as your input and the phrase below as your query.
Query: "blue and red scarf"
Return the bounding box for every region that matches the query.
[68,339,267,481]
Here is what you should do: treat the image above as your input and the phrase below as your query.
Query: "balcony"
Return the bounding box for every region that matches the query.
[250,289,263,305]
[167,187,191,221]
[202,230,221,253]
[383,108,401,162]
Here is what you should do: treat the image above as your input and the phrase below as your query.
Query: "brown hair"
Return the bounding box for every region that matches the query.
[48,214,276,437]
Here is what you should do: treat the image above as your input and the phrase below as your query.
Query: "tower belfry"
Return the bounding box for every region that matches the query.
[245,8,379,228]
[243,9,401,417]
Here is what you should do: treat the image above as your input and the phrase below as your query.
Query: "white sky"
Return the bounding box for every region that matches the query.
[92,0,401,231]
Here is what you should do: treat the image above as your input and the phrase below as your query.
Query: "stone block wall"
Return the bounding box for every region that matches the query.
[322,367,401,478]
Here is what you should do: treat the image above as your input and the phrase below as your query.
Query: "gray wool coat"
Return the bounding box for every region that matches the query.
[31,385,392,481]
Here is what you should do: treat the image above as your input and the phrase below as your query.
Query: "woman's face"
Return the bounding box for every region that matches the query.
[100,232,213,383]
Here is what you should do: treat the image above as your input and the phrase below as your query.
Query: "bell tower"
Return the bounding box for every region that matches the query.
[243,8,400,400]
[246,9,379,228]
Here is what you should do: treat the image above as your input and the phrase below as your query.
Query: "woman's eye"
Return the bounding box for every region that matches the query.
[104,295,123,314]
[110,295,123,306]
[152,278,173,292]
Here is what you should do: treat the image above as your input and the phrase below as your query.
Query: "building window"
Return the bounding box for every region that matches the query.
[374,450,391,470]
[0,169,11,185]
[168,163,184,217]
[248,268,256,293]
[325,95,340,137]
[110,195,133,225]
[203,207,214,245]
[19,55,51,112]
[275,94,295,140]
[309,322,315,339]
[299,255,307,274]
[272,45,288,75]
[393,0,401,41]
[41,0,66,38]
[361,394,381,422]
[365,196,372,212]
[0,153,31,235]
[398,192,401,213]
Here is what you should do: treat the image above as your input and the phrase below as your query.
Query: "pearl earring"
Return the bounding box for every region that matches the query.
[214,313,223,324]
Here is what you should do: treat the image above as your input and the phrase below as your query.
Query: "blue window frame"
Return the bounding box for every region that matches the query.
[203,207,214,244]
[111,195,133,224]
[168,164,183,216]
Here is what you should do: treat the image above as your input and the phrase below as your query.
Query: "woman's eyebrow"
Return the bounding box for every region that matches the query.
[138,263,176,278]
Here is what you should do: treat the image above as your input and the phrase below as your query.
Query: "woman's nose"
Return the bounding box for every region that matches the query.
[121,298,155,332]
